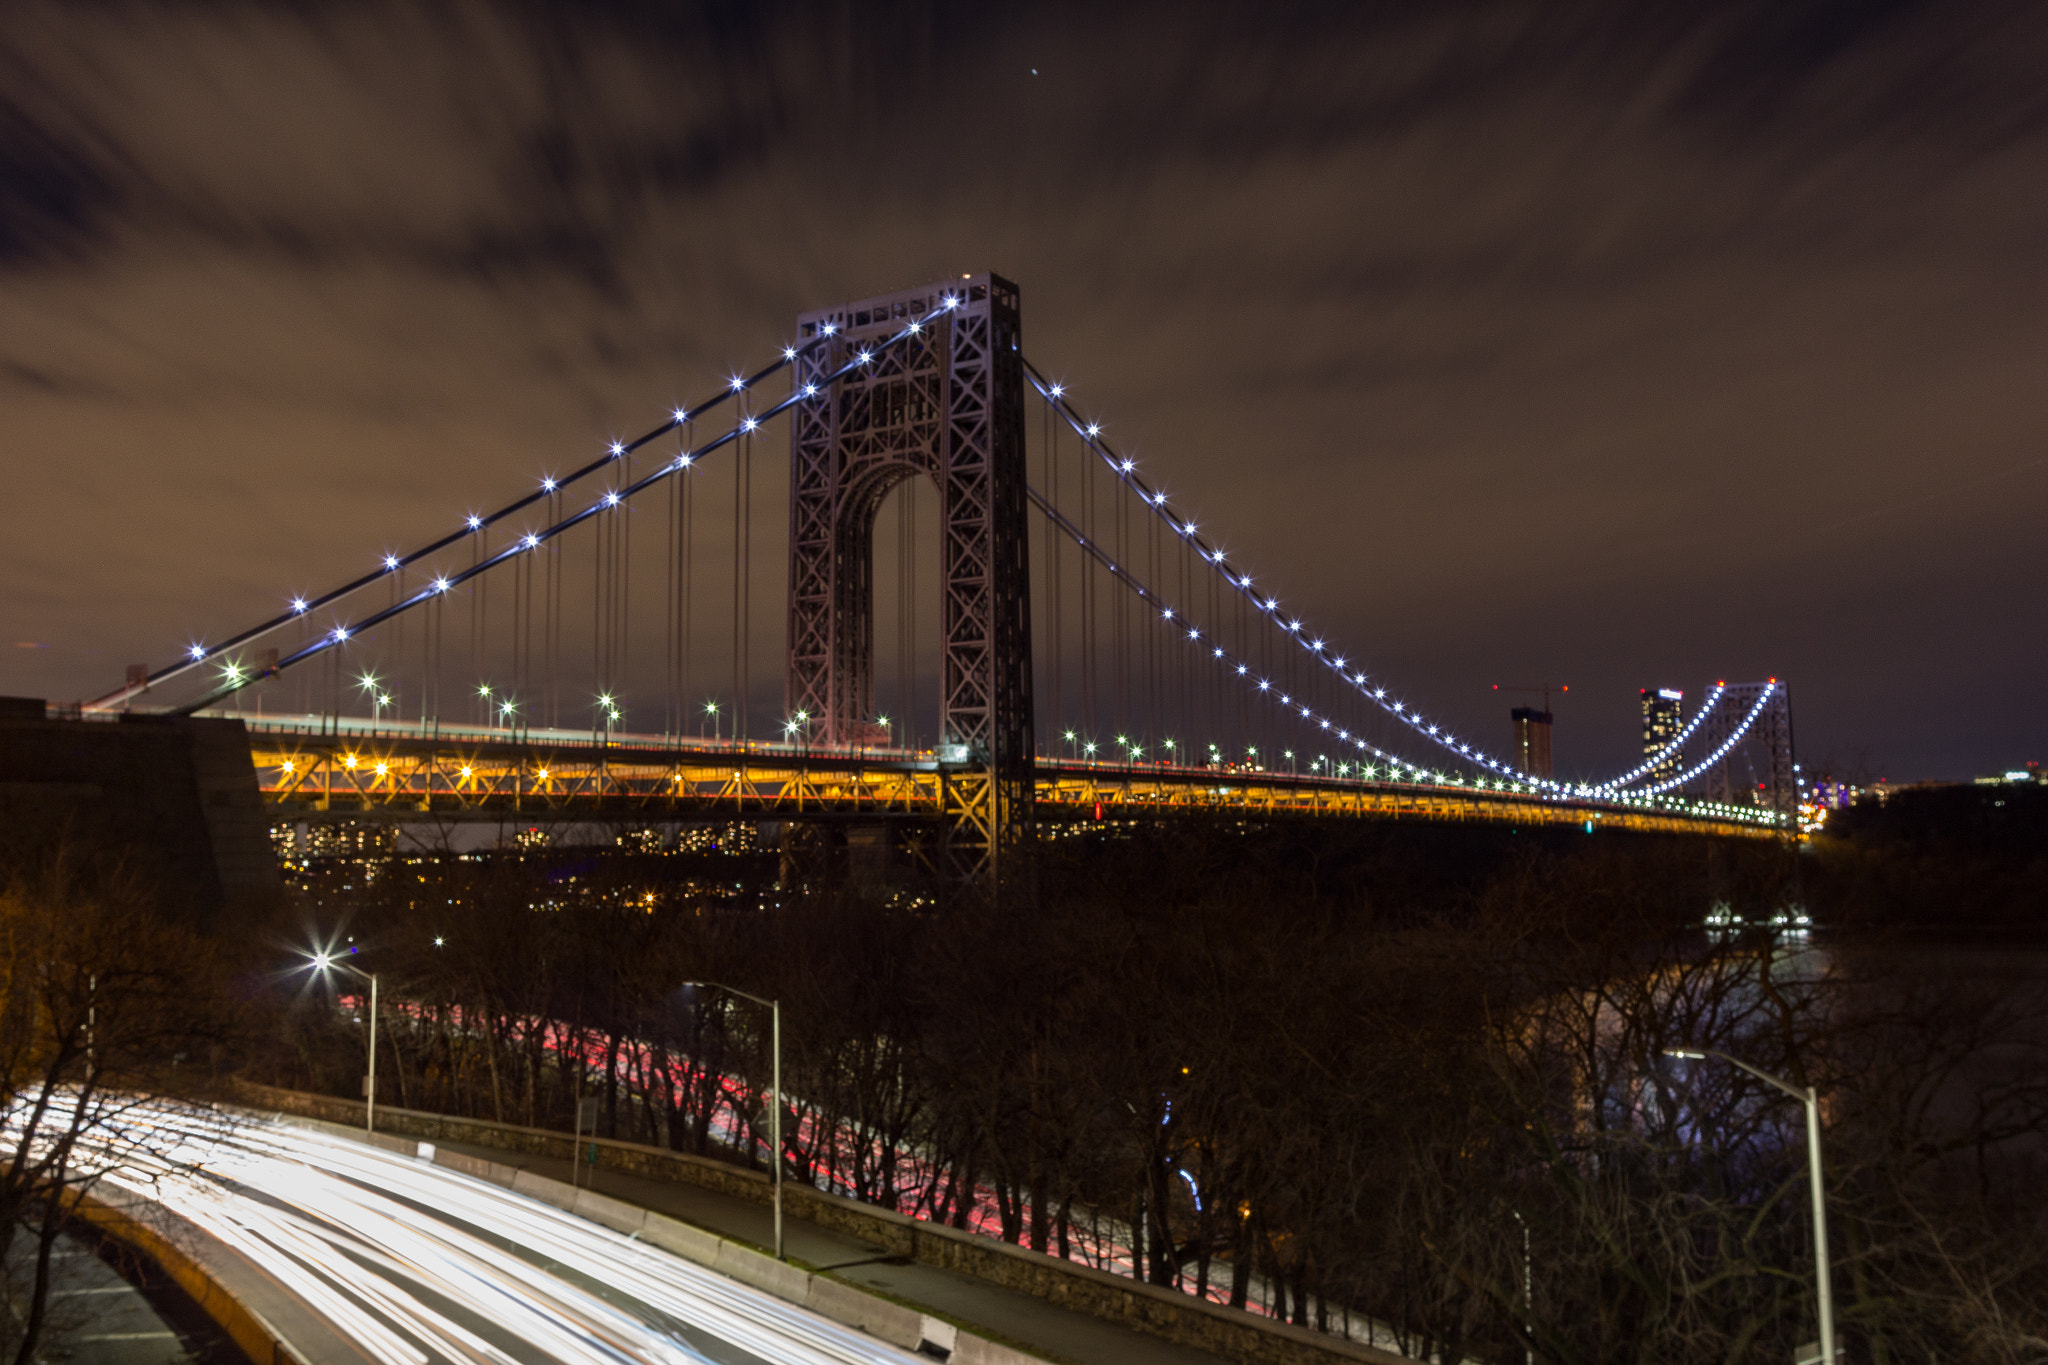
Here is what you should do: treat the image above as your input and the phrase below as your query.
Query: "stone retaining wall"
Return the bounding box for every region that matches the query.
[236,1082,1415,1365]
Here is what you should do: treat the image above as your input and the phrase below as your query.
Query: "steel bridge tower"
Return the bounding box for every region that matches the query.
[786,274,1034,889]
[1702,681,1796,822]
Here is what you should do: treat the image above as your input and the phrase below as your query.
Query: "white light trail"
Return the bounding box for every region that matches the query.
[24,1098,926,1365]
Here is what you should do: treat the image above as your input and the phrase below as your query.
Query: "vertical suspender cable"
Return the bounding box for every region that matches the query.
[1048,404,1062,749]
[688,431,696,740]
[620,453,632,715]
[1083,438,1096,745]
[732,410,748,747]
[666,455,677,739]
[905,478,918,749]
[1147,506,1158,753]
[1114,475,1126,742]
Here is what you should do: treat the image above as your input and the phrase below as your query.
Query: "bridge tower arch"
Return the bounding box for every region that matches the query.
[786,273,1034,889]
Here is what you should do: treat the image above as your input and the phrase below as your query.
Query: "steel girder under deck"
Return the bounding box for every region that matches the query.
[241,732,1781,841]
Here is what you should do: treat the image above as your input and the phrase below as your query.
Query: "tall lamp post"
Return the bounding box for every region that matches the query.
[310,951,380,1136]
[685,980,783,1260]
[1666,1046,1834,1364]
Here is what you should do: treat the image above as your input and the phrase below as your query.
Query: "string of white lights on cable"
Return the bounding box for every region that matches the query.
[1025,485,1779,824]
[1022,362,1555,788]
[1585,683,1727,795]
[88,347,818,713]
[1023,362,1764,800]
[1634,683,1779,797]
[168,296,971,715]
[1025,487,1436,782]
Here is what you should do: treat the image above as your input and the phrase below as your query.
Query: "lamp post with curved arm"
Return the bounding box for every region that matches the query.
[309,952,379,1136]
[1666,1046,1833,1364]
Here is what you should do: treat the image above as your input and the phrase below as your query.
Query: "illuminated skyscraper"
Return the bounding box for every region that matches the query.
[1641,688,1683,782]
[1511,707,1553,779]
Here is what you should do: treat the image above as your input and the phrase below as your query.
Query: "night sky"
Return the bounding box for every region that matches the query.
[2,1,2043,782]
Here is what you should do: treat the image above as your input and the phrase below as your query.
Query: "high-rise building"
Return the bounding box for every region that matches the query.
[1640,688,1683,782]
[1511,707,1553,779]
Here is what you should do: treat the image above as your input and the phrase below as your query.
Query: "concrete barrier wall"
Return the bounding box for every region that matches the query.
[69,1188,306,1365]
[244,1103,1026,1364]
[238,1083,1415,1365]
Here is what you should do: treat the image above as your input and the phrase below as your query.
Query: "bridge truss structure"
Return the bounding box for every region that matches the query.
[86,273,1797,894]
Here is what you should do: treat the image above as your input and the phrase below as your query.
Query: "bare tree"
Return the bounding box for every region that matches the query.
[0,858,243,1365]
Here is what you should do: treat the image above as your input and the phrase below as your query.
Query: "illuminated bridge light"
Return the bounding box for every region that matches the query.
[729,376,746,392]
[466,515,482,530]
[674,408,689,423]
[781,347,796,361]
[383,555,399,571]
[742,417,759,432]
[542,476,557,492]
[609,441,625,456]
[290,598,308,613]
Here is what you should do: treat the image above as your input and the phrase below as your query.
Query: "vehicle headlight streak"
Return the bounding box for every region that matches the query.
[18,1096,926,1365]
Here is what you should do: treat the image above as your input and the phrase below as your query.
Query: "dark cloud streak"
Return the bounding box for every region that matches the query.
[0,0,2042,779]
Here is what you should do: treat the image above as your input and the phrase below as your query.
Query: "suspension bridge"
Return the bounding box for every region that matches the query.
[81,273,1795,893]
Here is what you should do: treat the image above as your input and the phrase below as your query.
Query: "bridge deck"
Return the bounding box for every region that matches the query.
[235,717,1785,839]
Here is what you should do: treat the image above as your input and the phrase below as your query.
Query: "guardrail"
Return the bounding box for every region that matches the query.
[237,1082,1419,1365]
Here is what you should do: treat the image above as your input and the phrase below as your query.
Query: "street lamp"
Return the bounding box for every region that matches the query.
[684,980,783,1261]
[1665,1046,1835,1364]
[308,951,380,1136]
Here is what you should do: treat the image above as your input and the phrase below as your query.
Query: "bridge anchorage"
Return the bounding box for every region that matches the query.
[78,270,1799,905]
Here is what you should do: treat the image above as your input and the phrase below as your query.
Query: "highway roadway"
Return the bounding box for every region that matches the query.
[70,1101,928,1365]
